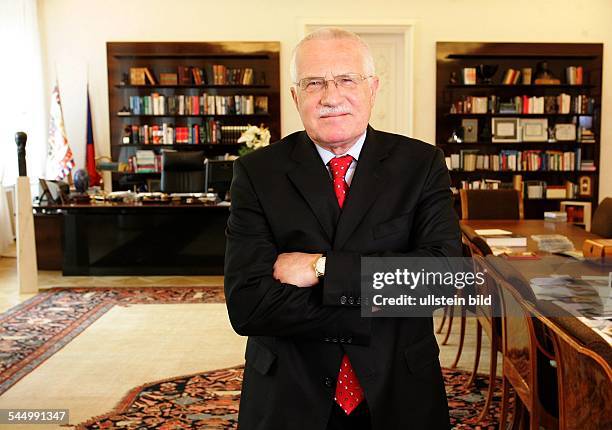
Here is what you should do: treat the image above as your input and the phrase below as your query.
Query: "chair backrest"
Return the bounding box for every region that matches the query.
[544,313,612,430]
[482,255,554,414]
[460,223,493,256]
[459,189,523,220]
[591,197,612,238]
[161,150,206,193]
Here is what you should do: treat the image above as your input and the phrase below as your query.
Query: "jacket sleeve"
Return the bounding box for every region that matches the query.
[322,148,462,306]
[224,158,371,344]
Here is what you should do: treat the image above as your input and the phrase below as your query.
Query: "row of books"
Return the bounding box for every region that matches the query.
[121,120,243,145]
[130,150,161,173]
[459,66,584,86]
[128,66,258,86]
[127,94,268,116]
[454,177,581,200]
[445,148,594,172]
[450,94,595,114]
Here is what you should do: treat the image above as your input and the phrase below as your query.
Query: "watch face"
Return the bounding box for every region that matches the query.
[316,257,325,275]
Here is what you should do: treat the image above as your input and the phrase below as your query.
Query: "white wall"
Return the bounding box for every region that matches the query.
[37,0,612,200]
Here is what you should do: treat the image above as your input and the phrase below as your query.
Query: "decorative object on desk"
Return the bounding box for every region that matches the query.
[578,175,592,197]
[461,119,478,143]
[477,64,498,84]
[73,169,89,194]
[491,117,520,142]
[521,67,533,85]
[555,123,577,141]
[237,124,271,156]
[449,71,458,84]
[520,118,548,142]
[447,129,463,143]
[534,61,561,85]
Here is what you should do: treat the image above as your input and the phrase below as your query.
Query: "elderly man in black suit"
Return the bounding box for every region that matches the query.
[225,27,461,430]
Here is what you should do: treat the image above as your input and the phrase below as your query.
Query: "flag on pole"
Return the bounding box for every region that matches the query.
[45,80,74,180]
[85,86,101,186]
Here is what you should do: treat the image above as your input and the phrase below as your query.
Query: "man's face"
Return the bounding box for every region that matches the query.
[291,38,379,149]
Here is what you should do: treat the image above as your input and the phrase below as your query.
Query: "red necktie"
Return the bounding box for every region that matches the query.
[328,155,365,415]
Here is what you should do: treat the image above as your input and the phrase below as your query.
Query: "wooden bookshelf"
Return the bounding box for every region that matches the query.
[107,41,280,190]
[436,42,603,219]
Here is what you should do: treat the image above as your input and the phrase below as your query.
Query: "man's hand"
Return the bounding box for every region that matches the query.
[273,252,322,288]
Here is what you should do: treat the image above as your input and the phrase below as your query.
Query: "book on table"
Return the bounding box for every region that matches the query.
[475,229,527,247]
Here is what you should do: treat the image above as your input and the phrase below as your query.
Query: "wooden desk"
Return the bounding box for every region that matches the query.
[460,219,600,252]
[34,202,230,276]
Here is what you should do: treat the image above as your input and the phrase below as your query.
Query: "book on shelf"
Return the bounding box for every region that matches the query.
[178,66,191,85]
[565,66,584,85]
[502,68,521,85]
[462,67,476,85]
[129,67,146,85]
[143,68,156,85]
[159,73,178,85]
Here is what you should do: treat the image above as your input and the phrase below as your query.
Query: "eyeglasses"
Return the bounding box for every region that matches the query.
[295,73,372,93]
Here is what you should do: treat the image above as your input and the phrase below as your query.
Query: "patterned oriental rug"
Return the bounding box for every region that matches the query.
[0,287,225,395]
[76,366,508,430]
[0,288,510,429]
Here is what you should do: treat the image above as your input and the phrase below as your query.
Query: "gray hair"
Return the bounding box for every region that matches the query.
[290,27,376,84]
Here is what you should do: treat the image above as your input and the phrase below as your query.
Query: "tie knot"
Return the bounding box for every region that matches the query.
[328,155,353,180]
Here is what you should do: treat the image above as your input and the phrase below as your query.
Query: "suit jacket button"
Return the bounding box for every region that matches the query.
[356,297,361,305]
[324,377,334,388]
[348,297,355,305]
[347,337,353,344]
[324,337,330,342]
[340,295,347,305]
[340,337,345,344]
[332,337,338,343]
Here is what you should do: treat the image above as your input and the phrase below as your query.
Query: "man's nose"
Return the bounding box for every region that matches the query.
[320,79,343,105]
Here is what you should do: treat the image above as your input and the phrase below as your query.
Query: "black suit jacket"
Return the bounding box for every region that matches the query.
[225,126,461,429]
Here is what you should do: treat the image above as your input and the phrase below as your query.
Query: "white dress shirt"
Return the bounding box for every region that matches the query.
[314,130,367,186]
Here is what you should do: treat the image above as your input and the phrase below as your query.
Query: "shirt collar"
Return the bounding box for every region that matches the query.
[314,130,367,166]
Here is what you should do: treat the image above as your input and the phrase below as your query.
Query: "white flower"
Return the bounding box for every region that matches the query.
[237,125,271,150]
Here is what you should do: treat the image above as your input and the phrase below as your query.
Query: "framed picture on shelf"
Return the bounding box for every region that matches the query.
[491,117,520,142]
[461,119,478,142]
[578,175,592,197]
[520,118,548,142]
[555,123,577,141]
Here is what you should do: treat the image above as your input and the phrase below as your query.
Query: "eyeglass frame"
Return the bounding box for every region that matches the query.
[293,73,374,93]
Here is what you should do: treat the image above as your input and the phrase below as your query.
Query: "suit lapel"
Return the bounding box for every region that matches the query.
[287,132,340,243]
[333,127,392,250]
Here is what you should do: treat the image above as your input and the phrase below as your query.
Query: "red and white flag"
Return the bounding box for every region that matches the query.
[45,80,74,180]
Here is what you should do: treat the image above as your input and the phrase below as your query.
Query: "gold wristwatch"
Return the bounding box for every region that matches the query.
[313,256,326,278]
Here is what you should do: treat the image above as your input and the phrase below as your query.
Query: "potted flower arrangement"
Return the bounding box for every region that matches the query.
[237,124,271,156]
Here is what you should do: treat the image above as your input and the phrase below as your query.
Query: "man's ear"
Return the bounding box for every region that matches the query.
[369,76,380,105]
[290,86,299,110]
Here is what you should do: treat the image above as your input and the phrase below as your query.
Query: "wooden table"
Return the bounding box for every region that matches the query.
[460,219,600,252]
[461,219,611,345]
